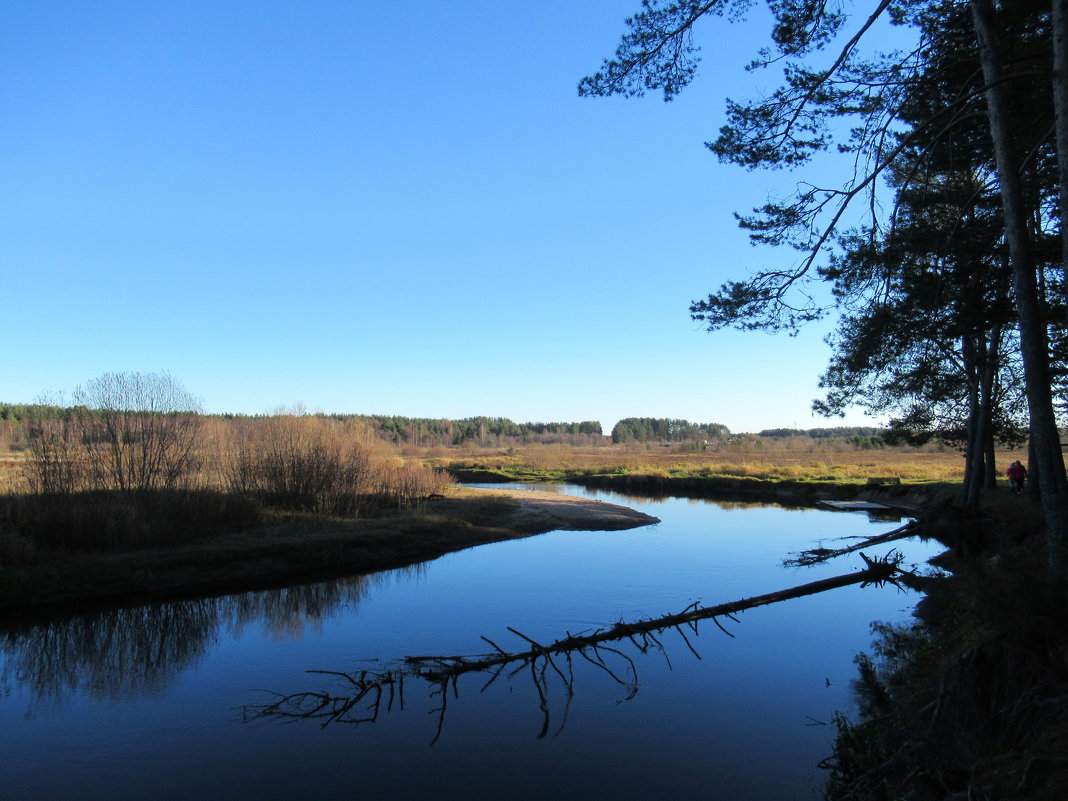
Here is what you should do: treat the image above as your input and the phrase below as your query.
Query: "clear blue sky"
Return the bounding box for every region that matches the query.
[2,1,892,434]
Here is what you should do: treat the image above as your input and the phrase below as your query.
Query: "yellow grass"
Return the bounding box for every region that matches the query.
[0,453,27,494]
[0,435,1029,492]
[426,441,1029,484]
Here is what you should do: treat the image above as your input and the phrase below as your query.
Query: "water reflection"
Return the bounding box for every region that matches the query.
[1,487,945,801]
[467,482,788,510]
[2,599,220,702]
[0,566,425,702]
[247,551,907,742]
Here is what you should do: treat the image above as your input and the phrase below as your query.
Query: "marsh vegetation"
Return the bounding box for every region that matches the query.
[0,375,450,566]
[0,377,1030,575]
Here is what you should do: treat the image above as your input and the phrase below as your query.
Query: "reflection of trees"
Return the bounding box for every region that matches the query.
[704,498,776,512]
[0,567,424,702]
[248,554,906,742]
[222,566,424,640]
[2,599,220,701]
[582,485,785,511]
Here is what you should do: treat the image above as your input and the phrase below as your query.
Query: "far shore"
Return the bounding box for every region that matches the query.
[0,486,659,618]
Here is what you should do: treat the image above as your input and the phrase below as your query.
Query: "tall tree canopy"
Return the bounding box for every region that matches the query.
[583,0,1068,581]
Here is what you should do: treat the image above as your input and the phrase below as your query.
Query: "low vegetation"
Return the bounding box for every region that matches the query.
[0,375,451,574]
[0,386,1028,571]
[425,438,1021,487]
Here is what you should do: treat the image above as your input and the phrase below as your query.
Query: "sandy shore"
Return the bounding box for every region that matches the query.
[475,487,660,532]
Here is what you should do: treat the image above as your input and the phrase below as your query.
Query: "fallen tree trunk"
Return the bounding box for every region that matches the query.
[248,552,905,739]
[404,551,903,683]
[785,522,919,567]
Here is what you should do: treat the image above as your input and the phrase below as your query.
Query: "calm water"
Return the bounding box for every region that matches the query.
[0,486,940,800]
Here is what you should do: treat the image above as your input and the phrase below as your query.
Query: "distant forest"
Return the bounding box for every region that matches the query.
[207,413,606,448]
[350,415,604,447]
[757,426,885,439]
[0,404,891,450]
[0,406,606,449]
[610,417,731,444]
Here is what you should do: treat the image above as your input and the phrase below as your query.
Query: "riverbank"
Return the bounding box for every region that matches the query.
[0,486,658,617]
[824,500,1068,800]
[449,466,961,508]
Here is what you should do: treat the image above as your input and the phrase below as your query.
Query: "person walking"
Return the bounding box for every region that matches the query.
[1006,460,1028,494]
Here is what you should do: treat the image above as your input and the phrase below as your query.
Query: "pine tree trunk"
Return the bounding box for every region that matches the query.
[971,0,1068,584]
[984,432,998,490]
[963,334,983,505]
[1054,0,1068,333]
[982,323,1002,491]
[977,327,1000,491]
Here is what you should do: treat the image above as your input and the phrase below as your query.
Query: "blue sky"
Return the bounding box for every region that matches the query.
[2,1,894,434]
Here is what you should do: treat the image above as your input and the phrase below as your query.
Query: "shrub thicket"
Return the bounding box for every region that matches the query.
[224,414,450,515]
[3,377,452,561]
[23,372,203,494]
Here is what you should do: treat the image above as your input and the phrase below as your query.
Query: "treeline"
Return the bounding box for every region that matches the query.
[1,406,605,450]
[352,415,603,447]
[2,405,900,450]
[611,417,730,444]
[0,404,64,420]
[758,427,889,450]
[757,427,885,439]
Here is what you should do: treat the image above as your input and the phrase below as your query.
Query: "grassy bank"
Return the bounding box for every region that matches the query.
[444,465,965,509]
[0,410,468,612]
[428,439,995,483]
[0,487,527,616]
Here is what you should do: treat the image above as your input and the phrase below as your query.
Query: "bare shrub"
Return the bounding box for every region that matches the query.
[378,459,453,508]
[24,411,84,494]
[520,443,571,471]
[24,374,204,494]
[225,414,451,515]
[225,414,378,515]
[73,372,204,492]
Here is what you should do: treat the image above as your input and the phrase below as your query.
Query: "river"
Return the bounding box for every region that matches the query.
[0,485,941,800]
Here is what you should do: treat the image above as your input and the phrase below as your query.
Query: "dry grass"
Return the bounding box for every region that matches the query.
[0,453,27,494]
[0,435,1028,489]
[0,415,453,564]
[425,440,1026,484]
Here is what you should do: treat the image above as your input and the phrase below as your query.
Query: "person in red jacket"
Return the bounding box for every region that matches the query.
[1006,460,1028,494]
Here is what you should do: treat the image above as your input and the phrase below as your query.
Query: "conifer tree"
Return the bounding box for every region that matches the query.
[583,0,1068,582]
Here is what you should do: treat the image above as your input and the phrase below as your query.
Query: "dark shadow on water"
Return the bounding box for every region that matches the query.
[0,566,425,703]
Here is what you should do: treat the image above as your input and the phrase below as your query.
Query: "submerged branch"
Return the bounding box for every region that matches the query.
[784,522,920,567]
[245,553,905,740]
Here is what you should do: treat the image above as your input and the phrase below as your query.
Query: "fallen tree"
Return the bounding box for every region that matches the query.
[784,522,921,567]
[246,551,906,741]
